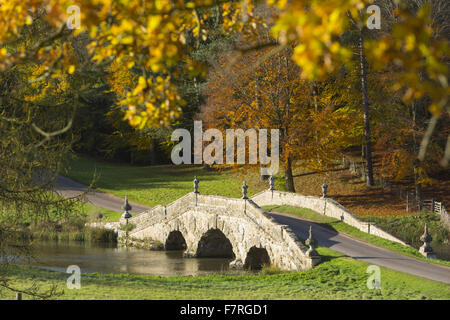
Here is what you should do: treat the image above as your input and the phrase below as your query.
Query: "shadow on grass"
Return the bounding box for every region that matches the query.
[317,252,348,263]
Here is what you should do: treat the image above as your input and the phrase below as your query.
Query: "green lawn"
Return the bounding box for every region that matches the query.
[81,203,122,222]
[63,154,268,207]
[2,247,449,300]
[263,205,450,268]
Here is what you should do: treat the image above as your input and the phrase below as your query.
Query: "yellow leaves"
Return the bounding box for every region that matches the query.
[147,15,161,32]
[0,0,446,133]
[165,44,178,58]
[121,35,134,45]
[68,65,76,74]
[429,103,443,116]
[129,114,142,128]
[269,0,288,10]
[25,16,33,25]
[271,0,365,80]
[1,0,247,128]
[366,3,448,117]
[145,102,155,113]
[120,19,134,32]
[133,76,147,95]
[89,26,98,39]
[192,25,199,37]
[271,0,447,120]
[404,34,416,51]
[114,67,182,128]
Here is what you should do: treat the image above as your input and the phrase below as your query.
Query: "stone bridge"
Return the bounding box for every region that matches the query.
[119,191,321,271]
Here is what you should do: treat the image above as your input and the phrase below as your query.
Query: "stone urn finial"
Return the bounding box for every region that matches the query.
[269,175,275,191]
[242,181,248,200]
[305,226,319,257]
[193,176,199,194]
[322,181,328,198]
[122,195,132,220]
[419,223,436,259]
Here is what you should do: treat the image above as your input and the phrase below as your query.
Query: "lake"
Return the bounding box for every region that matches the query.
[30,241,239,276]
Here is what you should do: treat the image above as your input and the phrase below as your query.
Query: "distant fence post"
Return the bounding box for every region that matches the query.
[437,202,442,215]
[16,293,22,300]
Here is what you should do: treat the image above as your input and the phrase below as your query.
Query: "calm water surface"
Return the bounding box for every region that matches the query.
[29,241,449,275]
[31,241,238,276]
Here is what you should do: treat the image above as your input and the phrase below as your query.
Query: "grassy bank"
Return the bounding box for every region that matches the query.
[63,154,270,207]
[2,247,449,300]
[263,205,450,267]
[361,213,449,251]
[82,203,122,222]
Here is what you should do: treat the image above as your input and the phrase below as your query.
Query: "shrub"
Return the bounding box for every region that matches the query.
[87,227,117,243]
[89,211,104,221]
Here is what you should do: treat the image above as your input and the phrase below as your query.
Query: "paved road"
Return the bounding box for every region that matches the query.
[269,212,450,284]
[55,175,150,214]
[55,175,450,284]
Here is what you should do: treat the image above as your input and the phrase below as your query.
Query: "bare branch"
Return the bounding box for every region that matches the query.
[418,114,438,161]
[32,118,73,148]
[439,135,450,167]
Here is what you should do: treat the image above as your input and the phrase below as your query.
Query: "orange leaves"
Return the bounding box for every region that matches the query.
[203,37,358,173]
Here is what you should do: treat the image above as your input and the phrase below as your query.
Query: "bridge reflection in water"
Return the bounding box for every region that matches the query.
[31,241,246,276]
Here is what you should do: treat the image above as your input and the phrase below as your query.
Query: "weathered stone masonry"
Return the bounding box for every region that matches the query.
[91,187,413,270]
[119,192,321,271]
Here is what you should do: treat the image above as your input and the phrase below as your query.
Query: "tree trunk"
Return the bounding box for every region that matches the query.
[412,100,423,210]
[284,156,295,193]
[149,139,157,165]
[414,166,423,211]
[359,31,375,186]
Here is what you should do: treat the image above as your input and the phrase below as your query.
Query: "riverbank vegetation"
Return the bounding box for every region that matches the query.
[1,247,448,300]
[4,221,117,245]
[1,203,118,245]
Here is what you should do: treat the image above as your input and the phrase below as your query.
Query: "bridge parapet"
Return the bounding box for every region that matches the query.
[251,190,408,246]
[122,192,196,235]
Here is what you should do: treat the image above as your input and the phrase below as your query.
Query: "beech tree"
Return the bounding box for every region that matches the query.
[203,32,360,191]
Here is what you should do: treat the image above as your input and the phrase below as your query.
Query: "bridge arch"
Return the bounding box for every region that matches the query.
[244,246,271,270]
[165,230,187,250]
[196,228,235,258]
